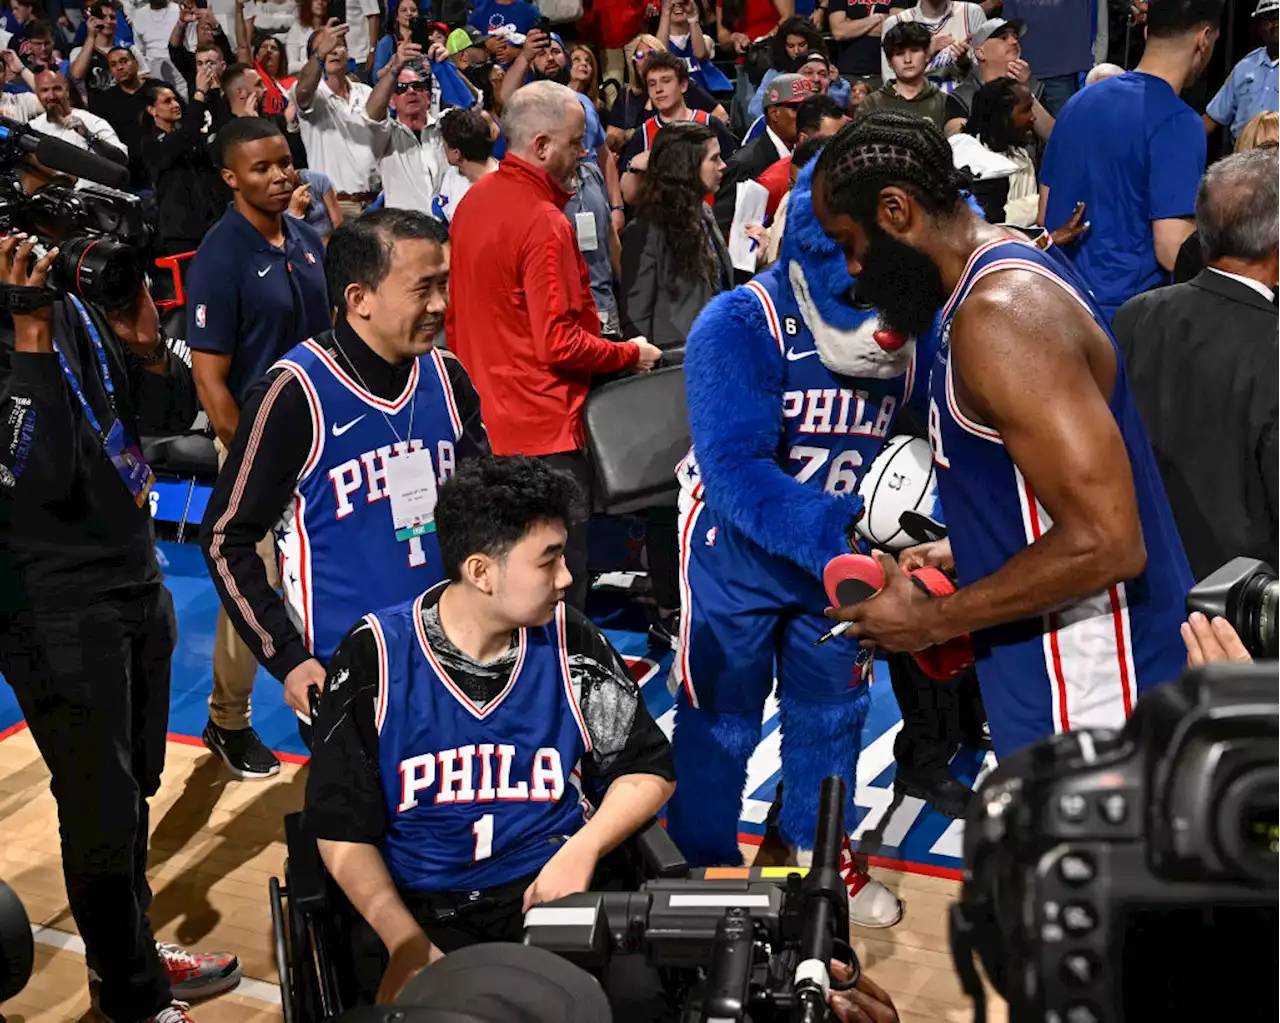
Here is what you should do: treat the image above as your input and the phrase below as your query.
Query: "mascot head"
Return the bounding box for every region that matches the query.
[780,158,916,380]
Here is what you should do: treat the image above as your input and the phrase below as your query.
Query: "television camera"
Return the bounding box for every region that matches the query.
[951,662,1278,1023]
[0,117,149,312]
[1186,557,1277,660]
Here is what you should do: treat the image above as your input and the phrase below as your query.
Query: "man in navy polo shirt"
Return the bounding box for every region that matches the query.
[188,116,330,780]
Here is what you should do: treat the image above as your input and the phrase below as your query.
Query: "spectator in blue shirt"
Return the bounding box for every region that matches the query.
[469,0,539,37]
[1205,0,1278,143]
[1003,0,1108,116]
[187,116,331,780]
[1040,0,1223,321]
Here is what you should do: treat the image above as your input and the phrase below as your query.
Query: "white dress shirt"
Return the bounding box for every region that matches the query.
[29,109,129,158]
[371,115,449,214]
[295,78,381,194]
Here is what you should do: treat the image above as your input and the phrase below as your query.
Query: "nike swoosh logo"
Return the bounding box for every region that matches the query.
[257,266,273,278]
[785,347,817,361]
[332,415,365,437]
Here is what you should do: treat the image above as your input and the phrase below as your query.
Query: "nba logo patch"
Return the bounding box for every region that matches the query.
[304,252,316,264]
[705,526,717,547]
[195,304,207,328]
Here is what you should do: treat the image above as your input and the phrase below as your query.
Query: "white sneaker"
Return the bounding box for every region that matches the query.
[840,836,903,929]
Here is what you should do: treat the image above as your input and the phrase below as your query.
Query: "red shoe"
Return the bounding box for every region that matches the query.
[840,836,903,929]
[155,942,242,1000]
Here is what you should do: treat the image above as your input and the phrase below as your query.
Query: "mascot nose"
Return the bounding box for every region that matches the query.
[873,328,909,352]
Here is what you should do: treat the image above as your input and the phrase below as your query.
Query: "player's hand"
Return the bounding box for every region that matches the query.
[392,40,423,70]
[284,657,327,718]
[1006,58,1031,85]
[1181,612,1253,667]
[897,538,953,575]
[828,961,900,1023]
[631,338,663,372]
[376,930,444,1005]
[315,19,350,60]
[1,232,58,350]
[825,551,944,652]
[1050,202,1089,248]
[522,835,599,912]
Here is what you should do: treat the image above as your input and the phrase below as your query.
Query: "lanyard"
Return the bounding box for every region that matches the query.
[52,294,118,440]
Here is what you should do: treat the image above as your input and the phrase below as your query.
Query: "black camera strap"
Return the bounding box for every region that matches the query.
[0,282,58,313]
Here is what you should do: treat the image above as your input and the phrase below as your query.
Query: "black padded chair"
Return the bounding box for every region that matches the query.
[269,814,688,1023]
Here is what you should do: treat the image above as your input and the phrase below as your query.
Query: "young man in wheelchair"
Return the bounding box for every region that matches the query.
[305,455,677,1003]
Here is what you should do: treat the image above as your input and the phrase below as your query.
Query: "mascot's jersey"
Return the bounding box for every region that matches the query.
[274,339,464,665]
[373,588,591,893]
[678,263,917,509]
[927,238,1192,758]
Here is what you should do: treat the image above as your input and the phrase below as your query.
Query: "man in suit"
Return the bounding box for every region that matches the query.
[1114,148,1278,581]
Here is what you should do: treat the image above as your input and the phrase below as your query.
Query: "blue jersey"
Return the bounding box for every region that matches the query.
[372,588,591,892]
[926,238,1192,758]
[273,338,465,665]
[679,268,917,507]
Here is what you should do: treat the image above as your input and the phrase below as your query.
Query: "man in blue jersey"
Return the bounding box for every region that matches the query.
[201,209,488,739]
[814,112,1193,759]
[1038,0,1223,321]
[306,456,676,1003]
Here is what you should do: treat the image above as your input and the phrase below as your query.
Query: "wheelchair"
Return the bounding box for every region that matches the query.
[268,813,690,1023]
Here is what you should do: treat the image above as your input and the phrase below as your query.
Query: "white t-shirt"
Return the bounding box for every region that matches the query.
[127,3,180,65]
[295,78,381,193]
[881,1,988,82]
[29,109,129,158]
[345,0,383,64]
[431,165,471,223]
[248,0,299,41]
[285,21,316,73]
[371,116,449,214]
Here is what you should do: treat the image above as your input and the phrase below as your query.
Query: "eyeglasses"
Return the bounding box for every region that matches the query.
[395,80,431,94]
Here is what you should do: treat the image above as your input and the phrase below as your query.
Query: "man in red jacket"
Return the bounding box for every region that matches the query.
[447,79,662,609]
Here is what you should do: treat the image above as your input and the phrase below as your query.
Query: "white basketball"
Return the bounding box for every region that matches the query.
[855,436,939,550]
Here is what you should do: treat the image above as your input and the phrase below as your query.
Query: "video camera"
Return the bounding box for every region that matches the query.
[0,117,149,311]
[524,777,860,1023]
[1186,557,1277,660]
[951,663,1278,1023]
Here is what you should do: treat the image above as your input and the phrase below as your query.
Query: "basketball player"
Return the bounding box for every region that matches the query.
[306,456,676,1002]
[201,210,488,742]
[813,113,1193,758]
[665,158,922,928]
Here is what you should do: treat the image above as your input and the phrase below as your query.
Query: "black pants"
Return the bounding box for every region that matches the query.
[886,653,985,782]
[0,587,176,1023]
[540,450,594,612]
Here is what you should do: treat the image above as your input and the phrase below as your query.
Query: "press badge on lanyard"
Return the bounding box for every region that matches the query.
[386,447,439,542]
[55,294,155,507]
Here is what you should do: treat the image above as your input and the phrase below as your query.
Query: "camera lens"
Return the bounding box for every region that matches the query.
[1256,578,1278,660]
[55,236,143,311]
[1215,763,1278,885]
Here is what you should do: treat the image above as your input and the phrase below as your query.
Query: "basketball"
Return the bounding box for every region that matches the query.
[855,436,939,550]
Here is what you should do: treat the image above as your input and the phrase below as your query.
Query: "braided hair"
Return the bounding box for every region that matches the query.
[966,77,1026,154]
[815,112,967,227]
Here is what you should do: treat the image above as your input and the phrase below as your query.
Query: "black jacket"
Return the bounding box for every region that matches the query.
[712,130,785,241]
[619,206,732,357]
[1114,269,1278,580]
[140,101,225,253]
[0,295,198,610]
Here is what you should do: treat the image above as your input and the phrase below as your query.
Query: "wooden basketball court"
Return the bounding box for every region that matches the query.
[0,727,1005,1023]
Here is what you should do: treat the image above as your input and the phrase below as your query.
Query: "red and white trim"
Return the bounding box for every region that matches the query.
[944,356,1002,444]
[290,492,315,653]
[675,450,705,500]
[744,281,785,356]
[555,603,593,751]
[672,488,706,709]
[966,258,1095,317]
[275,360,326,479]
[430,349,464,439]
[303,337,420,413]
[367,615,391,734]
[903,347,916,405]
[940,237,1028,321]
[413,591,527,719]
[1014,466,1137,734]
[207,370,293,659]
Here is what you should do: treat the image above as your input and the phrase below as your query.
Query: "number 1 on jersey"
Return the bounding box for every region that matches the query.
[472,813,494,861]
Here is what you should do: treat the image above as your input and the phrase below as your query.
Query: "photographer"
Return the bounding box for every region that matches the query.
[0,153,239,1021]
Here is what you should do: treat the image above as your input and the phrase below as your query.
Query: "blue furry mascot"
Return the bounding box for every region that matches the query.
[666,161,932,928]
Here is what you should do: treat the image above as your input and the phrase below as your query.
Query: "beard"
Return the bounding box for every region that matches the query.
[534,63,572,87]
[854,224,948,340]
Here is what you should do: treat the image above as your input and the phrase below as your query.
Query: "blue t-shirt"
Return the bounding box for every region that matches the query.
[1042,72,1205,320]
[576,90,606,157]
[469,0,540,36]
[186,207,332,406]
[1002,0,1095,79]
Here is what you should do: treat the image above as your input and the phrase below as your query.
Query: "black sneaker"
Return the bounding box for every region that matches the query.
[894,773,976,820]
[202,720,281,780]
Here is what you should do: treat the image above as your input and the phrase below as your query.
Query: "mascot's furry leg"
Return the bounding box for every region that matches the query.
[777,686,903,928]
[666,697,761,867]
